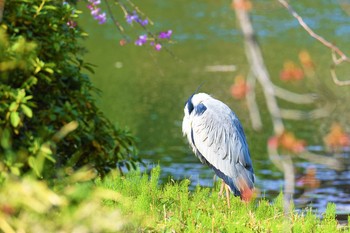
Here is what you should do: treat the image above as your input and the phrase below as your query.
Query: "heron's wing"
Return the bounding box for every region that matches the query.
[191,103,254,192]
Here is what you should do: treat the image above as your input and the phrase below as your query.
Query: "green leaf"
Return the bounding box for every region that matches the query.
[83,64,95,74]
[24,95,33,101]
[10,111,20,127]
[17,89,25,100]
[21,104,33,118]
[40,144,52,156]
[10,166,21,176]
[34,65,41,74]
[44,67,54,74]
[43,6,57,11]
[9,102,18,112]
[28,156,40,177]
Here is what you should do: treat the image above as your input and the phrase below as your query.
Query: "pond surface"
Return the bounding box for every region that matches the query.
[79,0,350,219]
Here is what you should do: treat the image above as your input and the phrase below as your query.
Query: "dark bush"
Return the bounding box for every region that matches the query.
[0,0,140,179]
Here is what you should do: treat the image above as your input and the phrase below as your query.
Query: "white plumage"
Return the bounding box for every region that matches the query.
[182,93,254,201]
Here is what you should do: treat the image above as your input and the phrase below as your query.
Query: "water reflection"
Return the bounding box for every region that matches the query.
[81,0,350,221]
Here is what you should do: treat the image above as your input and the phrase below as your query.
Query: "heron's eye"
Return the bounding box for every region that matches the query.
[195,103,207,116]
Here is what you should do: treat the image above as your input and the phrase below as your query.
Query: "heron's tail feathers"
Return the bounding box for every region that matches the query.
[235,164,255,202]
[236,176,255,202]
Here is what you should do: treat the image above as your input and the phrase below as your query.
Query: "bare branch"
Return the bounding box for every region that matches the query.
[330,65,350,86]
[278,0,350,86]
[280,103,334,120]
[278,0,347,60]
[246,71,263,130]
[204,65,237,72]
[299,151,345,171]
[273,84,317,104]
[267,143,294,215]
[281,155,294,215]
[233,0,284,135]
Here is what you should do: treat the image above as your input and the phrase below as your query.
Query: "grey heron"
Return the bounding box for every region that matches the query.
[182,93,255,205]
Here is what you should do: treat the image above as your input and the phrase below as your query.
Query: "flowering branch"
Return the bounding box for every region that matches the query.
[278,0,350,86]
[87,0,107,24]
[83,0,173,52]
[104,0,127,40]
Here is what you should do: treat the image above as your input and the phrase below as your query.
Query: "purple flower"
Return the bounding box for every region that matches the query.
[87,1,107,24]
[95,12,107,24]
[154,43,162,51]
[67,20,77,28]
[88,0,101,4]
[126,12,139,24]
[126,12,148,26]
[91,8,100,17]
[135,34,147,46]
[139,19,148,26]
[158,30,172,39]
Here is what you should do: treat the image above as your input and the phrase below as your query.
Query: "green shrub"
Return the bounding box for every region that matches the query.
[0,0,140,179]
[0,168,131,232]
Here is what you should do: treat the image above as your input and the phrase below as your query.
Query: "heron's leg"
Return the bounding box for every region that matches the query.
[219,180,225,197]
[225,183,230,208]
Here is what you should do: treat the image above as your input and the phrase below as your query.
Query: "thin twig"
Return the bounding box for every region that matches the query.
[278,0,350,86]
[278,0,347,60]
[280,103,334,120]
[246,71,262,130]
[330,66,350,86]
[125,0,154,25]
[34,0,46,18]
[273,84,316,104]
[299,151,345,171]
[104,0,129,41]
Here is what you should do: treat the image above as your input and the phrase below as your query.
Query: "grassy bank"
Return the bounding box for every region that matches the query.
[0,166,348,232]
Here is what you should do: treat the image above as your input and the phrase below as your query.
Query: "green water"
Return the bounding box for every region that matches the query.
[79,0,350,213]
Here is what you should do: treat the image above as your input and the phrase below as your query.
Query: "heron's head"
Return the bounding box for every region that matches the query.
[184,93,211,116]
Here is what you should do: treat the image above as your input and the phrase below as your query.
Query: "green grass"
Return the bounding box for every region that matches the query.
[0,166,349,232]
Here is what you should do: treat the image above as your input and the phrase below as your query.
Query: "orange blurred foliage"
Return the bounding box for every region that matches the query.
[279,131,306,153]
[231,0,253,11]
[268,136,279,149]
[298,50,315,77]
[323,123,350,150]
[296,167,320,189]
[119,39,127,46]
[269,131,306,154]
[230,74,249,99]
[298,50,314,69]
[279,60,304,81]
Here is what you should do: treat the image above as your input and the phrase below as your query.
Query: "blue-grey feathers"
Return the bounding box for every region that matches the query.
[182,93,254,197]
